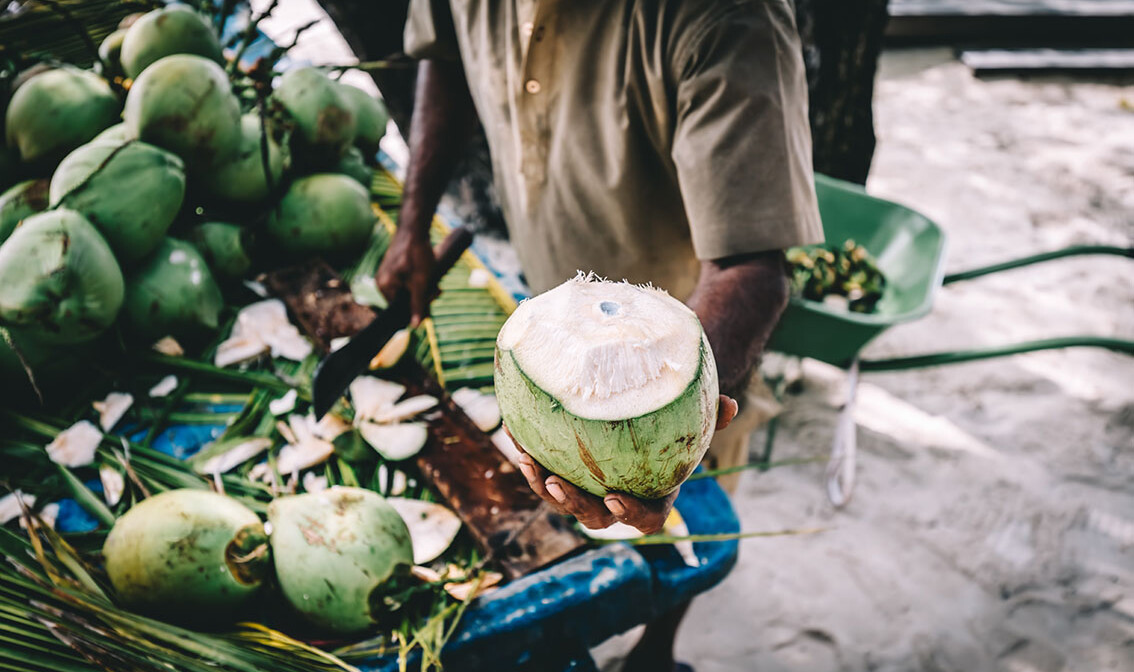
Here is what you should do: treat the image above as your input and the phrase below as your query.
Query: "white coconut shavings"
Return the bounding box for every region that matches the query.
[250,413,343,482]
[444,570,503,601]
[329,336,351,352]
[148,374,178,398]
[451,388,501,432]
[214,299,312,367]
[45,420,102,468]
[578,521,645,541]
[151,336,184,357]
[269,389,298,416]
[376,464,408,496]
[92,392,133,432]
[371,395,438,424]
[0,491,35,525]
[302,472,328,493]
[21,502,59,530]
[100,466,125,507]
[387,497,463,564]
[195,438,273,475]
[490,428,523,467]
[369,329,410,369]
[349,377,407,422]
[359,422,428,461]
[467,267,492,288]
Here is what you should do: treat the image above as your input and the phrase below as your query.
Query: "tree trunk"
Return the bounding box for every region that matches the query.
[794,0,891,184]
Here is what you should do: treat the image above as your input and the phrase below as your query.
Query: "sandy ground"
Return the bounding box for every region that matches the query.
[254,7,1134,669]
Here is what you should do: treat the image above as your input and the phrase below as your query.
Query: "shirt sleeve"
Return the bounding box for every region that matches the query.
[670,1,824,260]
[403,0,461,61]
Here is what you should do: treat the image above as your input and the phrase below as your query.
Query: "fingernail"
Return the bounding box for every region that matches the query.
[604,496,626,517]
[545,480,566,503]
[518,461,535,483]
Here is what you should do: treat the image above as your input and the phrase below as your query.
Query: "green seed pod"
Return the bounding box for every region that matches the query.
[124,55,241,174]
[265,173,374,259]
[187,222,253,280]
[119,6,224,79]
[103,489,269,619]
[49,140,186,264]
[200,114,287,204]
[339,83,388,156]
[272,68,355,168]
[5,67,120,169]
[268,487,413,635]
[0,178,48,244]
[0,209,124,344]
[121,238,223,343]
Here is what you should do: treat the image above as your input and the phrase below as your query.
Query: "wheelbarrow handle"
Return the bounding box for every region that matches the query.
[942,244,1133,285]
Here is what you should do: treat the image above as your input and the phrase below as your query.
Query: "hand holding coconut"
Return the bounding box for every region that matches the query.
[495,275,740,534]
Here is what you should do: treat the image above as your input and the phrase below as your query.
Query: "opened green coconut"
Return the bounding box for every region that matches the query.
[494,275,719,499]
[119,5,223,79]
[124,55,241,173]
[272,67,355,168]
[121,238,223,343]
[200,114,287,204]
[5,67,120,169]
[336,146,373,187]
[103,489,269,618]
[0,210,123,344]
[188,222,253,279]
[49,140,186,263]
[0,179,48,244]
[268,486,413,635]
[97,29,127,80]
[339,84,388,156]
[265,173,374,258]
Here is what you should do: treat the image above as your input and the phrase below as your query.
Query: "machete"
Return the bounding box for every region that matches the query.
[311,226,473,419]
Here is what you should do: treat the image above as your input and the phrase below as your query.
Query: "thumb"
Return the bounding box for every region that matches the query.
[716,395,738,431]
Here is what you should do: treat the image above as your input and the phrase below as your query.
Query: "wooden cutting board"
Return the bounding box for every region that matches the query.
[263,261,585,580]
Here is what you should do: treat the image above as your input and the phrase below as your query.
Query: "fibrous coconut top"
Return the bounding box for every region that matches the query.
[497,273,706,420]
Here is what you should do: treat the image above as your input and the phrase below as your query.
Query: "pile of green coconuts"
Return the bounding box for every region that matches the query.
[0,4,388,395]
[103,486,415,636]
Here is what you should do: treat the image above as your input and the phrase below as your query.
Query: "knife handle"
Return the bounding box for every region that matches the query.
[430,226,474,286]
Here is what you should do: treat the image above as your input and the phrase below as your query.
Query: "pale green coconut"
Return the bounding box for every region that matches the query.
[103,489,269,618]
[268,486,413,635]
[494,276,719,499]
[124,54,241,173]
[265,173,374,258]
[0,210,123,344]
[336,146,373,188]
[5,67,120,168]
[0,178,48,244]
[121,238,223,342]
[200,114,287,204]
[92,122,130,145]
[97,29,127,80]
[119,5,223,79]
[339,84,388,156]
[188,222,253,279]
[272,68,355,167]
[49,140,186,263]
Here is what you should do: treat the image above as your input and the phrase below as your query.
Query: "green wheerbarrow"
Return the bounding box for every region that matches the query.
[766,174,1134,507]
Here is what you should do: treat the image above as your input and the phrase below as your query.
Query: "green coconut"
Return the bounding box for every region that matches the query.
[5,67,120,169]
[494,275,720,499]
[92,122,130,145]
[339,84,388,156]
[49,140,186,263]
[0,210,123,344]
[0,179,48,244]
[97,29,127,80]
[268,486,413,635]
[121,238,223,343]
[119,5,223,79]
[265,173,374,258]
[272,67,355,168]
[200,114,287,204]
[188,222,253,279]
[103,489,269,618]
[336,146,373,188]
[124,54,241,173]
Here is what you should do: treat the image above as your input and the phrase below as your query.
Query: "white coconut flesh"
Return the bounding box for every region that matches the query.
[368,328,410,369]
[451,387,501,432]
[386,497,462,564]
[45,420,103,468]
[195,437,273,475]
[349,376,407,422]
[0,491,35,525]
[148,374,178,398]
[359,422,428,461]
[371,395,438,424]
[100,465,125,507]
[495,275,719,499]
[93,392,133,432]
[215,299,312,367]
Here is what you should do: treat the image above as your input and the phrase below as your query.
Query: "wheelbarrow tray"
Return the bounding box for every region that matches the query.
[767,174,948,367]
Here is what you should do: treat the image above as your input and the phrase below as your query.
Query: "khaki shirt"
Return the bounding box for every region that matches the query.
[405,0,824,299]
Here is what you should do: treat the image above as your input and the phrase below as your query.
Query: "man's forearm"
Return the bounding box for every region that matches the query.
[685,251,789,399]
[400,59,478,237]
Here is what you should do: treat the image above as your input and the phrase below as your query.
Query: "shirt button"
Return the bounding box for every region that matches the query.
[521,21,534,37]
[524,79,541,94]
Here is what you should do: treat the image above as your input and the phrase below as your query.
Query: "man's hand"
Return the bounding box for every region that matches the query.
[376,228,437,328]
[511,394,738,534]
